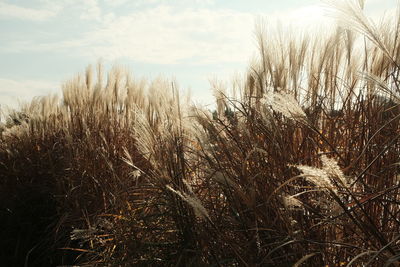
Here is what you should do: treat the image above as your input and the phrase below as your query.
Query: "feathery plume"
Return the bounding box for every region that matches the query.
[321,155,349,187]
[283,195,303,209]
[166,183,210,221]
[268,91,308,122]
[294,164,336,192]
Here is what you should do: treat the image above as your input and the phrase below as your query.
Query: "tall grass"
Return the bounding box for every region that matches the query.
[1,0,400,265]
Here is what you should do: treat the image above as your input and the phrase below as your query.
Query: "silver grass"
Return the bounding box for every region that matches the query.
[294,164,336,192]
[283,195,303,209]
[267,91,308,122]
[324,0,391,59]
[166,184,210,221]
[321,155,350,187]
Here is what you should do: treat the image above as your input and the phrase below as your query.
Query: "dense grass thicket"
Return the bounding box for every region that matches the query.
[2,1,400,266]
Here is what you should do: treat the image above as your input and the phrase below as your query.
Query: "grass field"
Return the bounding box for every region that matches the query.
[1,1,400,266]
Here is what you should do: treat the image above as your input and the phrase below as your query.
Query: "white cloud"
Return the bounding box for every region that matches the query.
[0,3,337,65]
[0,5,257,64]
[283,5,329,25]
[8,2,392,66]
[128,0,215,7]
[80,4,332,65]
[0,0,107,22]
[103,0,129,7]
[75,6,256,64]
[0,2,61,21]
[0,78,59,108]
[80,0,102,21]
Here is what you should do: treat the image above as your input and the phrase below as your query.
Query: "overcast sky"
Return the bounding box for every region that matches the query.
[0,0,397,109]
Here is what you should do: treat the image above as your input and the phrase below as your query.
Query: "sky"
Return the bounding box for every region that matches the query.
[0,0,397,109]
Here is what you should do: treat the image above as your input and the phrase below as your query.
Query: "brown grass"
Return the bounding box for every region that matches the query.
[1,1,400,266]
